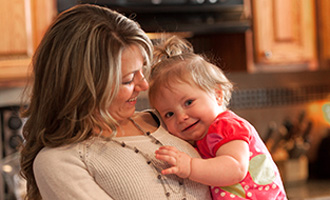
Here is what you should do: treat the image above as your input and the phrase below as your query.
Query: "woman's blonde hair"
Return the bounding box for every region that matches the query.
[20,4,153,199]
[148,35,233,108]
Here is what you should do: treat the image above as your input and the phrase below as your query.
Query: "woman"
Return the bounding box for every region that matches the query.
[20,4,211,200]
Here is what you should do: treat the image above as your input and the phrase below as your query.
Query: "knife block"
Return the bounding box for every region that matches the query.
[276,155,309,185]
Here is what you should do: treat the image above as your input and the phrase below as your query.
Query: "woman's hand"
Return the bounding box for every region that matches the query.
[155,146,192,178]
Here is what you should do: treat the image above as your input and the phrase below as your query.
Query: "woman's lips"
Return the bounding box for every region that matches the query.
[127,96,137,104]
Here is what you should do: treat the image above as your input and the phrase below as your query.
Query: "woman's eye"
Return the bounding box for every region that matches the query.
[122,69,144,85]
[122,79,134,85]
[185,99,193,106]
[165,112,174,118]
[122,75,135,85]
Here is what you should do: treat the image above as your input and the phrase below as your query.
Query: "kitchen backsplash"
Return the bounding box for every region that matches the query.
[0,88,25,108]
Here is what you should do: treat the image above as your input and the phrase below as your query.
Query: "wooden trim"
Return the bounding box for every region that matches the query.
[317,0,330,69]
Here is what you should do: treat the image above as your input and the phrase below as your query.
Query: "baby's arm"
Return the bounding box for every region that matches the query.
[155,140,249,187]
[155,146,192,178]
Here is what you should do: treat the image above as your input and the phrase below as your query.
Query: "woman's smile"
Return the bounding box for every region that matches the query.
[127,96,138,103]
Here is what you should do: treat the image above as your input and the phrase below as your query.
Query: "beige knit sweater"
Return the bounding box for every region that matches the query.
[33,112,211,200]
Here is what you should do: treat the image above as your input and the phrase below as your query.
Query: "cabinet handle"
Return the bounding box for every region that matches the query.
[264,51,272,59]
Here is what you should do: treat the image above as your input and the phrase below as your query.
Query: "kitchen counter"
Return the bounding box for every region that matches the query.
[285,180,330,200]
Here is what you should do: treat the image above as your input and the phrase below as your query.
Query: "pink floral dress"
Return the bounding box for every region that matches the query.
[196,110,287,200]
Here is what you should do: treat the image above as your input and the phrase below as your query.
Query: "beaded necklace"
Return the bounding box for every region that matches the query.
[101,117,187,200]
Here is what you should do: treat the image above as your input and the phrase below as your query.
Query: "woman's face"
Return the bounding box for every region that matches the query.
[108,45,148,122]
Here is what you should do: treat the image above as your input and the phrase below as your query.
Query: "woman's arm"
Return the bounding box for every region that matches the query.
[33,147,112,200]
[155,140,250,187]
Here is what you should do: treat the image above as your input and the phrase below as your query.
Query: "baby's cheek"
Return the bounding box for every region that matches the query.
[167,126,176,135]
[167,125,179,136]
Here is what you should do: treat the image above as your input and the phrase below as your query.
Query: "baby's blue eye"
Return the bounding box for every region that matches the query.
[185,99,193,106]
[165,112,174,118]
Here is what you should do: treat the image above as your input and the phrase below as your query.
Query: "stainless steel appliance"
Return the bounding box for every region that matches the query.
[58,0,250,33]
[57,0,252,71]
[1,106,24,200]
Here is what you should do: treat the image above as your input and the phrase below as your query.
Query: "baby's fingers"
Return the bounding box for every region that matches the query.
[155,147,177,157]
[162,166,179,175]
[158,146,178,151]
[155,153,177,165]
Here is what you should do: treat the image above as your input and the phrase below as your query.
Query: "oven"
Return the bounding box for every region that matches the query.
[57,0,252,71]
[0,106,25,200]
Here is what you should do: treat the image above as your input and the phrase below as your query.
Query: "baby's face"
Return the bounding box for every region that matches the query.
[154,82,223,141]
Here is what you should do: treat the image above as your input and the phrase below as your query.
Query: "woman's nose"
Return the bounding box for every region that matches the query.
[135,74,149,91]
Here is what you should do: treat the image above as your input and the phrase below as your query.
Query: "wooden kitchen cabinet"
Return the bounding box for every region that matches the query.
[251,0,317,70]
[317,0,330,69]
[0,0,56,87]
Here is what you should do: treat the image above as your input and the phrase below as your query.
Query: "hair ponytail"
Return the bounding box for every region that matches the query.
[152,35,193,65]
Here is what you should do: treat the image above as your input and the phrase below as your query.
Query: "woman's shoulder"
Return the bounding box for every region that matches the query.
[34,143,83,171]
[132,109,160,132]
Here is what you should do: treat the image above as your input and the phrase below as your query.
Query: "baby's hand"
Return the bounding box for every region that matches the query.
[155,146,192,179]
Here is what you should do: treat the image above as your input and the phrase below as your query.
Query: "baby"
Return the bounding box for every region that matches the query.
[148,36,287,199]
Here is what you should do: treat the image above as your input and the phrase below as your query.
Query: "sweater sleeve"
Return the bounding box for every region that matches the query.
[33,146,112,200]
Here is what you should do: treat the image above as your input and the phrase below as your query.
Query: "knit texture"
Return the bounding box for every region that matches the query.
[33,112,211,200]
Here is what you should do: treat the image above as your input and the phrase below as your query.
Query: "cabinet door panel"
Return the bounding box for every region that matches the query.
[318,0,330,69]
[252,0,317,68]
[0,0,56,87]
[0,0,30,56]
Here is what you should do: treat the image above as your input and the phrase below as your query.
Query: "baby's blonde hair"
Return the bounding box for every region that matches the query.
[149,35,233,108]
